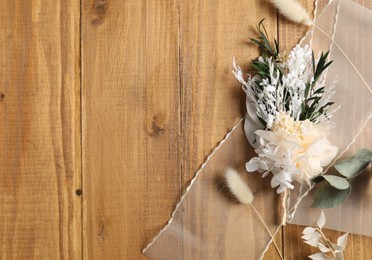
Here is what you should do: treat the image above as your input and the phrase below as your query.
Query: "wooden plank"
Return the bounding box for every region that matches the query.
[279,0,372,258]
[82,0,282,258]
[81,0,180,259]
[0,0,81,259]
[179,0,277,184]
[179,0,281,258]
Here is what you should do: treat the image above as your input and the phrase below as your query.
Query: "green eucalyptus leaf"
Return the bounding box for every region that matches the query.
[356,149,372,159]
[322,175,350,190]
[311,184,351,208]
[311,174,351,189]
[335,149,372,178]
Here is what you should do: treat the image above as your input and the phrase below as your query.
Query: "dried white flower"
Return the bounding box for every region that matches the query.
[270,0,312,26]
[246,113,338,193]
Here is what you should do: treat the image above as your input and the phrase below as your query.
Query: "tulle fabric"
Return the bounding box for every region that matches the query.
[143,0,372,258]
[289,0,372,237]
[143,121,282,259]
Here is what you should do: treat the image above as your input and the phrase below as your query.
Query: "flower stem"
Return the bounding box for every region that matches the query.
[250,204,284,260]
[316,227,337,258]
[281,188,289,225]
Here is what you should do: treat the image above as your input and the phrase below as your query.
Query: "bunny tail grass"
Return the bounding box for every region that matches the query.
[225,168,254,205]
[225,168,284,260]
[270,0,312,26]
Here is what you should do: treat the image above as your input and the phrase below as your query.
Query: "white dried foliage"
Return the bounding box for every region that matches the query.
[302,211,349,260]
[336,233,349,249]
[225,168,254,205]
[270,0,312,25]
[233,45,337,129]
[317,210,326,229]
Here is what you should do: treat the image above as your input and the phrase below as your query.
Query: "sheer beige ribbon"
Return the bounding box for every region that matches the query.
[288,0,372,235]
[143,119,283,259]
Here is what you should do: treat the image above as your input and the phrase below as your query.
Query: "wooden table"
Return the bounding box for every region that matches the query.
[1,0,371,259]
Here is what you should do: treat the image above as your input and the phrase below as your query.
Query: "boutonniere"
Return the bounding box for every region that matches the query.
[233,20,338,194]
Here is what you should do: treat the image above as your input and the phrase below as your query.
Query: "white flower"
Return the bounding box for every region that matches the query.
[246,111,338,193]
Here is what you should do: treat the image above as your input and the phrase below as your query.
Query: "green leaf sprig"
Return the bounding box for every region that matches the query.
[300,51,334,122]
[311,149,372,208]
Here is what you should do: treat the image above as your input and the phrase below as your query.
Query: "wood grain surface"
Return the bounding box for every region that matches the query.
[82,0,181,259]
[0,0,371,259]
[0,0,81,259]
